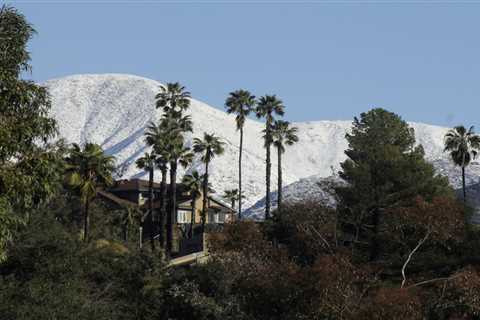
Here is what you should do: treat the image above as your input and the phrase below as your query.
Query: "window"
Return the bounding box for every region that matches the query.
[177,210,191,224]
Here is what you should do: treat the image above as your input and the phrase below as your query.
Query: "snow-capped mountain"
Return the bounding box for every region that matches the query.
[44,74,480,216]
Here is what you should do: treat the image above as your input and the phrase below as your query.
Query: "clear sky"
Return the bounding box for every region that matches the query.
[9,1,480,127]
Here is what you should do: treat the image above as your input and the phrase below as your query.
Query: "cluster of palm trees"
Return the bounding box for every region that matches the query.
[225,90,299,220]
[135,82,224,256]
[444,125,480,204]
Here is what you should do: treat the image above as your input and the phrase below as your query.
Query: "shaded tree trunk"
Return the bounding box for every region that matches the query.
[167,161,177,256]
[158,165,167,249]
[190,196,196,238]
[462,166,467,205]
[265,122,272,220]
[148,167,155,252]
[277,146,283,214]
[231,199,235,210]
[84,198,90,242]
[202,162,210,230]
[238,127,243,219]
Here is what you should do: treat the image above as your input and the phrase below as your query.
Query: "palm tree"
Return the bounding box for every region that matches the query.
[256,95,285,219]
[182,170,203,238]
[444,125,480,204]
[225,90,256,219]
[193,133,225,227]
[144,122,169,249]
[271,120,299,213]
[222,189,244,210]
[155,82,193,256]
[136,152,157,251]
[65,143,115,242]
[155,82,191,115]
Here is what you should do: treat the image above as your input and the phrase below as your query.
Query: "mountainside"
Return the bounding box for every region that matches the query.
[45,74,480,214]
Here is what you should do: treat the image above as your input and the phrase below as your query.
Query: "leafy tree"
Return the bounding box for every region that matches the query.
[225,90,256,219]
[336,108,452,261]
[444,125,480,204]
[271,120,298,213]
[182,170,203,238]
[193,133,225,227]
[0,5,60,261]
[65,143,115,242]
[136,152,157,251]
[256,95,285,219]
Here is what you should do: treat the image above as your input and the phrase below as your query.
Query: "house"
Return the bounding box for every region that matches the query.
[102,178,236,225]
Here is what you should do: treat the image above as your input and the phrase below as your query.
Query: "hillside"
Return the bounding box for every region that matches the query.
[45,74,480,214]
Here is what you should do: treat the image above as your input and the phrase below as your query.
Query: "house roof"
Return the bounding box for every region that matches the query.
[97,189,139,208]
[109,179,162,192]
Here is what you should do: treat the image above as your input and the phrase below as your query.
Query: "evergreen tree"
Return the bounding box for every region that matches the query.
[65,143,115,242]
[225,90,256,219]
[271,120,299,213]
[256,95,285,220]
[336,108,451,261]
[444,125,480,204]
[193,133,225,228]
[136,152,157,251]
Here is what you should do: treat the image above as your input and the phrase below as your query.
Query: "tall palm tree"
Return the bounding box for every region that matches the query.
[136,152,157,251]
[444,125,480,204]
[155,82,193,256]
[225,90,256,219]
[182,170,203,238]
[65,143,115,242]
[166,142,193,253]
[222,188,244,210]
[144,122,169,249]
[256,95,285,219]
[193,133,225,227]
[271,120,299,213]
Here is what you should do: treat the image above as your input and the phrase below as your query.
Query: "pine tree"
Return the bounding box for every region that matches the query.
[336,108,451,261]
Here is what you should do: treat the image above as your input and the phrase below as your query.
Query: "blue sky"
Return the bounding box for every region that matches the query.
[10,1,480,127]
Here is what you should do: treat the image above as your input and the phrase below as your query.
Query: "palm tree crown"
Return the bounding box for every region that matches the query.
[225,90,256,130]
[444,125,480,167]
[155,82,191,115]
[255,95,285,127]
[193,133,225,164]
[271,120,299,153]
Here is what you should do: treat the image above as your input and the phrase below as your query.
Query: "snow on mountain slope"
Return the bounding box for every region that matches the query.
[44,74,479,211]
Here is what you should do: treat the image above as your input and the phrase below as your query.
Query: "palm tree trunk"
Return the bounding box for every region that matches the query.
[265,122,271,220]
[277,146,282,214]
[167,161,177,256]
[159,166,167,249]
[148,167,155,252]
[202,162,209,229]
[84,198,90,242]
[190,197,196,238]
[462,166,467,204]
[238,127,243,219]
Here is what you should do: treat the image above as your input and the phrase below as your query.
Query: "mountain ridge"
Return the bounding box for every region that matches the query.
[44,73,479,213]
